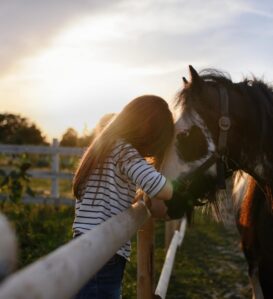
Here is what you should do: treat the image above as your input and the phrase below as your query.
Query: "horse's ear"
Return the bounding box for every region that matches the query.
[189,65,203,90]
[182,77,188,86]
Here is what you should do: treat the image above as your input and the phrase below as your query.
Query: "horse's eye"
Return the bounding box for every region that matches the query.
[176,125,208,162]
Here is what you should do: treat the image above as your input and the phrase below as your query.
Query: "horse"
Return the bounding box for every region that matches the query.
[162,65,273,299]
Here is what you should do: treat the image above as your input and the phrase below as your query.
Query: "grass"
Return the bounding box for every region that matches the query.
[123,213,251,298]
[30,177,73,198]
[164,215,251,299]
[0,204,251,298]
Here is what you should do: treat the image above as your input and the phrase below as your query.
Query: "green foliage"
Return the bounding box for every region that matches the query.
[0,113,47,145]
[60,128,79,147]
[60,127,94,147]
[1,203,74,268]
[0,156,34,203]
[59,113,116,148]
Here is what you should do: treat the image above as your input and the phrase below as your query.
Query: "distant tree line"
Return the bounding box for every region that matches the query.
[59,127,93,147]
[60,113,115,147]
[0,112,115,201]
[0,113,48,145]
[0,112,115,147]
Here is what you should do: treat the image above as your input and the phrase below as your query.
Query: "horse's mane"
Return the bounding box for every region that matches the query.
[176,68,273,104]
[199,69,273,110]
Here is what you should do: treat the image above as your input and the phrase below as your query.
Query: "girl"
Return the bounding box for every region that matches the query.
[73,95,174,299]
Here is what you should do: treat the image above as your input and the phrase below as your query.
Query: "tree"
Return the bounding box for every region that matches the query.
[60,128,78,147]
[0,113,47,145]
[60,113,116,147]
[77,113,116,147]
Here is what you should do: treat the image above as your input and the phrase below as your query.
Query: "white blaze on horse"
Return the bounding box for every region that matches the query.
[162,65,273,299]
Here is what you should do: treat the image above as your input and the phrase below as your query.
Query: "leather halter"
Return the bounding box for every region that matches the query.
[216,86,232,189]
[176,85,232,192]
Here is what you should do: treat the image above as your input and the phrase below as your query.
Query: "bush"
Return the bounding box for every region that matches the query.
[0,156,34,203]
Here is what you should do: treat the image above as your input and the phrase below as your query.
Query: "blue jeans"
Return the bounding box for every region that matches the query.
[74,254,126,299]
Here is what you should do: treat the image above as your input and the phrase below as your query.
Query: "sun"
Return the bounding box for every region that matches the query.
[0,13,178,140]
[17,14,132,110]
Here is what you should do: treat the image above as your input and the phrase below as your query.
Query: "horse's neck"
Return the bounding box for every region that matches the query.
[235,157,273,210]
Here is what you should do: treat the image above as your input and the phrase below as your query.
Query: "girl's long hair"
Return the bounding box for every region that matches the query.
[73,95,174,199]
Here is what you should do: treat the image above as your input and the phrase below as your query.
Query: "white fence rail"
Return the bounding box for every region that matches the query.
[0,139,84,204]
[155,218,187,299]
[0,202,150,299]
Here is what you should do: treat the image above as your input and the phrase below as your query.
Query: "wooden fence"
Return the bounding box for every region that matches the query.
[0,140,187,298]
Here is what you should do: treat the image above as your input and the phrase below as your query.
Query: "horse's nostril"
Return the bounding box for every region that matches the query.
[176,126,208,162]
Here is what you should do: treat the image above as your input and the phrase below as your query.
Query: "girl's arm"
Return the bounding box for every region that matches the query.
[145,179,173,219]
[152,179,173,201]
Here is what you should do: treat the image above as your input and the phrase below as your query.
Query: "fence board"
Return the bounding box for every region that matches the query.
[0,140,81,202]
[154,218,187,299]
[0,144,84,156]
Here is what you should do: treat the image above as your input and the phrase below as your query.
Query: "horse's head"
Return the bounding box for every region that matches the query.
[162,65,261,219]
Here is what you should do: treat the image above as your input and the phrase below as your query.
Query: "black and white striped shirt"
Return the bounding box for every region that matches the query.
[72,140,166,260]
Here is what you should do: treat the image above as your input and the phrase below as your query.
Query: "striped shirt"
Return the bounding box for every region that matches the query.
[72,140,166,260]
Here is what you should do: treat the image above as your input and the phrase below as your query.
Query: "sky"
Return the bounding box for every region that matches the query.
[1,0,273,142]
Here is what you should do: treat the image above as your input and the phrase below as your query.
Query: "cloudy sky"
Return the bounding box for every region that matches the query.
[1,0,273,141]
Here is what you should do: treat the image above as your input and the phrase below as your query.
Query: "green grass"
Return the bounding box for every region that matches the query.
[0,204,251,298]
[165,215,251,299]
[30,177,73,198]
[123,214,251,298]
[1,203,74,268]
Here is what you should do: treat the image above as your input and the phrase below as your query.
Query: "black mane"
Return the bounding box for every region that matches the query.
[176,68,273,106]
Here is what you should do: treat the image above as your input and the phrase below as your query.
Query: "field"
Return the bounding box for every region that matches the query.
[0,203,251,298]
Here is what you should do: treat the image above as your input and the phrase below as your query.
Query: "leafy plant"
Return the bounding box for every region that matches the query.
[0,156,34,203]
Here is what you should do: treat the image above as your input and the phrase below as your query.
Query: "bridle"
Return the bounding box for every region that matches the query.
[172,81,264,213]
[176,85,233,196]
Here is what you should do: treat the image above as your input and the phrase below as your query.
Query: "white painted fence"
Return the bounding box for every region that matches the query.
[0,139,84,205]
[155,218,187,299]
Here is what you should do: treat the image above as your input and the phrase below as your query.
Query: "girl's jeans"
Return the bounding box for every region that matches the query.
[74,254,126,299]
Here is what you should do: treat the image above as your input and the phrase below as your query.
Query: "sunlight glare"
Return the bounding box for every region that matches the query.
[20,24,128,108]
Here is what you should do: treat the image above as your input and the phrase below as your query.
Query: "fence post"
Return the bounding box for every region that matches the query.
[137,217,154,299]
[51,138,60,205]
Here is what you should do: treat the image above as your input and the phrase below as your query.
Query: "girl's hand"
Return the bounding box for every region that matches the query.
[148,196,169,220]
